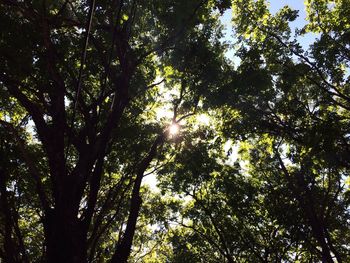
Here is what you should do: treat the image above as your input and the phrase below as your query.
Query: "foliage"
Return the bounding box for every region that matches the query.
[1,0,350,263]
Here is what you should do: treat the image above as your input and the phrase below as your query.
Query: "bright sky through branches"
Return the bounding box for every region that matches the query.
[220,0,318,62]
[149,0,317,190]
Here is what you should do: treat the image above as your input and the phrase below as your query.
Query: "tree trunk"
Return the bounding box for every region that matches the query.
[110,135,164,263]
[44,211,87,263]
[110,195,142,263]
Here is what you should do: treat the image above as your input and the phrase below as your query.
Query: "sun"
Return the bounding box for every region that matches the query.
[168,123,180,135]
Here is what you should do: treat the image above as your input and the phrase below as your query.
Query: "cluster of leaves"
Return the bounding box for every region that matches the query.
[1,0,350,262]
[135,1,350,262]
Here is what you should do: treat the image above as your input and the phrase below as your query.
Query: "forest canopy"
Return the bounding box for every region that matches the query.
[0,0,350,262]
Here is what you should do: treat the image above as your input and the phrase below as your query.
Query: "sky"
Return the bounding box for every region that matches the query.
[220,0,319,64]
[268,0,319,47]
[269,0,306,18]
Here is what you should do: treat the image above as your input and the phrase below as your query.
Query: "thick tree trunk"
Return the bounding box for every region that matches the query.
[44,210,87,263]
[44,179,88,263]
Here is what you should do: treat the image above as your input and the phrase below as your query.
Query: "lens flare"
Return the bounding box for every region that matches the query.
[169,123,179,135]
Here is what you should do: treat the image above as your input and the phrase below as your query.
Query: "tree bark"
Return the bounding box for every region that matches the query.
[44,208,87,263]
[110,135,164,263]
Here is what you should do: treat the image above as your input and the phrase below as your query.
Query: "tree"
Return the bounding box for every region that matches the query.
[165,0,350,262]
[135,1,350,262]
[0,0,230,262]
[2,0,350,262]
[226,1,350,261]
